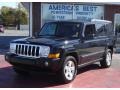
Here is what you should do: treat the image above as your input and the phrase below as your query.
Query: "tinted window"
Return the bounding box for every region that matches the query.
[56,23,80,38]
[96,23,113,36]
[105,23,113,35]
[39,22,82,38]
[84,24,96,39]
[40,23,57,36]
[96,24,106,36]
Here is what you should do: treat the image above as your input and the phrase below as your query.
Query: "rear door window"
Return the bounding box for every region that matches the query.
[84,24,96,40]
[96,24,106,36]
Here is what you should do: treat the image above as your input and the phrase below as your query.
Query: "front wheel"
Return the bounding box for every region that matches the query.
[100,49,112,68]
[58,56,77,83]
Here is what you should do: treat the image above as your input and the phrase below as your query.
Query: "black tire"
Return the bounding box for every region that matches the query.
[100,49,112,68]
[13,67,30,76]
[58,56,77,83]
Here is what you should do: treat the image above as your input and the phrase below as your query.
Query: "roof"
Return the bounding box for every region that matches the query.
[91,19,112,24]
[46,19,112,25]
[46,19,92,24]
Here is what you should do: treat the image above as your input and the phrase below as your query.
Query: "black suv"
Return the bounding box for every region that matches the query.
[5,20,116,83]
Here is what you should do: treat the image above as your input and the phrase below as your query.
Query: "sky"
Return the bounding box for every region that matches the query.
[0,2,18,9]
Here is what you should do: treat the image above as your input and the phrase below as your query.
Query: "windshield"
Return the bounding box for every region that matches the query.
[39,22,81,38]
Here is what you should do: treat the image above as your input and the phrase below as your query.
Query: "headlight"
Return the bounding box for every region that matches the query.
[10,43,16,53]
[40,46,50,57]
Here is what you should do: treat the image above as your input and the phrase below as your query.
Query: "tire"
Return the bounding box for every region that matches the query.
[13,67,30,76]
[100,49,112,68]
[58,56,77,83]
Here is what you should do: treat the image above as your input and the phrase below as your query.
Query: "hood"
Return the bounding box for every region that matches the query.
[12,36,80,47]
[12,36,65,46]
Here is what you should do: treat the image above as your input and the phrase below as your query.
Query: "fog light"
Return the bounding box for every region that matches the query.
[45,61,49,67]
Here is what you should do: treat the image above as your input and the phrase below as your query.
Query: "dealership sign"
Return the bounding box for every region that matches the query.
[41,4,104,24]
[74,5,104,21]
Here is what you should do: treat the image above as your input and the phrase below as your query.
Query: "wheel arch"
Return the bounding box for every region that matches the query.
[107,46,114,54]
[65,52,79,64]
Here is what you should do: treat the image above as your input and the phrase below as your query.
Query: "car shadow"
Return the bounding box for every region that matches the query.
[0,63,101,88]
[77,63,101,74]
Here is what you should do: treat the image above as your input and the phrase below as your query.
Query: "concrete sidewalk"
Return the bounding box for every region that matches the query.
[0,30,29,36]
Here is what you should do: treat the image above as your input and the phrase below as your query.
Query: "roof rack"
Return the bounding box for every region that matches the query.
[91,19,112,24]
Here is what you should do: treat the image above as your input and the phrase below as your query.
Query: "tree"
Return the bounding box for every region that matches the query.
[0,5,28,28]
[16,9,28,25]
[0,6,16,26]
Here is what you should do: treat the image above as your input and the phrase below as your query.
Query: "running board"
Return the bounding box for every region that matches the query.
[77,58,103,68]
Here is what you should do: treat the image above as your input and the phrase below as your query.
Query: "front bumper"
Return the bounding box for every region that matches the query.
[5,52,62,72]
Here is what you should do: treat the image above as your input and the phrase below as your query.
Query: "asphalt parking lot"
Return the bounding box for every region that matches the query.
[0,54,120,88]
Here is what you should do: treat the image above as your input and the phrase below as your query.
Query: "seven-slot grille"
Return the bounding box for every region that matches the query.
[15,44,41,58]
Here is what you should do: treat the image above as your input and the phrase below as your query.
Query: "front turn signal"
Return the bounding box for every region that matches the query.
[48,53,60,59]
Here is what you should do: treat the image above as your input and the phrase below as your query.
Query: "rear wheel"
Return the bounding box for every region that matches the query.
[100,49,112,68]
[58,56,77,83]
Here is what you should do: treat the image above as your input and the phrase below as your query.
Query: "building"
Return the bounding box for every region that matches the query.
[22,2,120,36]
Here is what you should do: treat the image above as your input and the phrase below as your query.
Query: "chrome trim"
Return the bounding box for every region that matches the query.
[78,58,102,67]
[14,44,48,58]
[82,50,104,57]
[30,46,32,55]
[34,46,36,56]
[85,38,109,43]
[27,45,29,56]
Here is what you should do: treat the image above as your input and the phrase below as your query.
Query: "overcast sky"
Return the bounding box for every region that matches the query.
[0,2,18,9]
